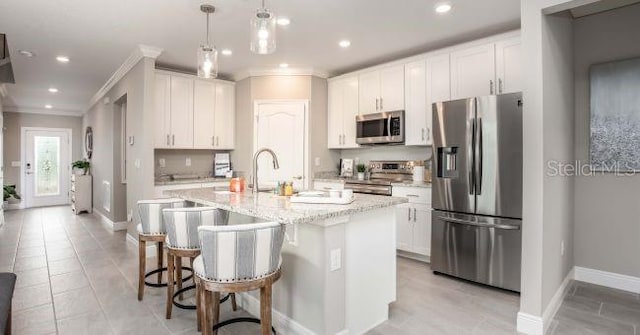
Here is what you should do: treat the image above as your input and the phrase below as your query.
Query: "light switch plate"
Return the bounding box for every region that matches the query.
[134,159,141,168]
[185,158,191,167]
[315,157,321,167]
[330,248,341,271]
[159,158,166,168]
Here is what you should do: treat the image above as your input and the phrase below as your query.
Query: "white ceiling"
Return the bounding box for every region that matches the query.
[0,0,520,115]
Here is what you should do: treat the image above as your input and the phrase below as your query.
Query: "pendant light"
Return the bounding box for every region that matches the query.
[250,0,276,54]
[197,4,218,78]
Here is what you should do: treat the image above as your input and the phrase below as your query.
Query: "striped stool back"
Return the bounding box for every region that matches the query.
[137,199,186,235]
[196,222,285,282]
[163,207,229,250]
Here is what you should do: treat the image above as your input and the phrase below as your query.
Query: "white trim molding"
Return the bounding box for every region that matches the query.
[233,67,329,81]
[93,208,127,231]
[516,312,544,335]
[574,266,640,294]
[238,293,317,335]
[87,44,163,109]
[3,106,84,117]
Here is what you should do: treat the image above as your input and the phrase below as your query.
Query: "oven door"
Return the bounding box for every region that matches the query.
[356,111,404,145]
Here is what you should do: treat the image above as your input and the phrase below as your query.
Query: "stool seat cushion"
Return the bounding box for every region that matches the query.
[0,272,17,332]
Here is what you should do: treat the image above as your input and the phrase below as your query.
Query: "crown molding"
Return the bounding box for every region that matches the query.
[3,106,84,117]
[0,84,7,98]
[87,44,163,110]
[232,67,329,81]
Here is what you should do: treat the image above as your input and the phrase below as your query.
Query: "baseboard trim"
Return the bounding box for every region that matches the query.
[238,293,315,335]
[3,203,24,210]
[517,268,574,335]
[93,208,127,232]
[574,266,640,294]
[125,233,156,258]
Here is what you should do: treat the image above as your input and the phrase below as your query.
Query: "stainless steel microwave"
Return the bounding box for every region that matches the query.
[356,110,404,145]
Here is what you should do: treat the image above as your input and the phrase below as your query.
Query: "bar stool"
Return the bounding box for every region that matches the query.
[194,222,285,335]
[162,207,237,324]
[137,198,191,301]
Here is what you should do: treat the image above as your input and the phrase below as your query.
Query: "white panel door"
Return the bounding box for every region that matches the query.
[214,82,235,149]
[379,65,405,112]
[412,204,432,257]
[255,102,306,190]
[169,76,194,148]
[404,60,427,146]
[358,70,380,114]
[450,43,496,99]
[154,74,171,148]
[495,37,522,94]
[327,80,343,148]
[24,129,71,208]
[395,204,413,252]
[425,54,451,145]
[193,80,216,149]
[342,76,360,148]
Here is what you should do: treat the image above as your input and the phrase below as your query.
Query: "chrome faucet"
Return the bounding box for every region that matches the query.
[252,148,280,193]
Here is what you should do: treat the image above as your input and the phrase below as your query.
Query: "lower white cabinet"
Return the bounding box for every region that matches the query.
[393,186,432,257]
[71,174,92,215]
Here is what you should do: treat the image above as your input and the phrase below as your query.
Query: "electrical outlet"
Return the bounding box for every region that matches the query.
[159,158,166,168]
[561,240,565,256]
[127,210,133,222]
[330,248,341,271]
[185,158,191,167]
[134,159,141,168]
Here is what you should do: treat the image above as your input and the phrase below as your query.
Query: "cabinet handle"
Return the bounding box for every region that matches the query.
[413,208,417,222]
[421,128,425,142]
[408,207,412,221]
[172,134,175,145]
[375,98,379,111]
[490,80,494,95]
[211,136,214,146]
[166,135,170,146]
[380,97,383,110]
[498,78,503,94]
[342,134,345,145]
[216,136,219,146]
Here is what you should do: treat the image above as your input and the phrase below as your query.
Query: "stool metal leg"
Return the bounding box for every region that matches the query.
[138,239,146,301]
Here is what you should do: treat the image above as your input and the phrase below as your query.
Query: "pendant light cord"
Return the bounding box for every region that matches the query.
[206,12,211,46]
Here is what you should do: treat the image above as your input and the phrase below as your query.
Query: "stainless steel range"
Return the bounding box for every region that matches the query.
[345,160,417,196]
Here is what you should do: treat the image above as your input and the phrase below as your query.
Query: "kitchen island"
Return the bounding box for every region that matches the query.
[167,188,407,335]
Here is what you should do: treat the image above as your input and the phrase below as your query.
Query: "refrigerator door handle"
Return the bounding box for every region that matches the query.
[466,99,476,195]
[437,216,520,231]
[475,117,483,195]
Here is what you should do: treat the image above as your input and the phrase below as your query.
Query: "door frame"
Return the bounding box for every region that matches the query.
[253,99,310,190]
[20,127,73,208]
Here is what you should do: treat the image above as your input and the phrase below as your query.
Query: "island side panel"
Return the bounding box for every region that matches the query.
[345,206,397,334]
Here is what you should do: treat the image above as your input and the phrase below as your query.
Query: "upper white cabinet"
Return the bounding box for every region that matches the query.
[358,65,404,114]
[154,71,235,150]
[328,76,359,149]
[404,54,450,146]
[495,37,522,94]
[450,43,496,100]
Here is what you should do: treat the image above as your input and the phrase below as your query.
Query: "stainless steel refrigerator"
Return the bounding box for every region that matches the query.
[431,92,523,292]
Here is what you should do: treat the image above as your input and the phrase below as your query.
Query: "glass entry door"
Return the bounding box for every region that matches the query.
[24,129,71,208]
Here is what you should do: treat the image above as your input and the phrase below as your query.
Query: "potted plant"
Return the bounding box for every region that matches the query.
[72,159,91,175]
[3,185,21,208]
[356,163,367,180]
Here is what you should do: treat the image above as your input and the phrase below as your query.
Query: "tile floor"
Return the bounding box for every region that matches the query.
[0,206,637,335]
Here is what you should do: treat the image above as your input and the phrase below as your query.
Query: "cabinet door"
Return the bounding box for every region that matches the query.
[495,37,522,94]
[379,65,405,112]
[342,76,360,148]
[193,80,216,149]
[327,80,344,149]
[395,204,413,252]
[404,60,427,146]
[358,70,380,115]
[214,82,235,149]
[426,54,451,145]
[170,76,194,148]
[412,204,432,256]
[154,74,171,148]
[450,43,496,99]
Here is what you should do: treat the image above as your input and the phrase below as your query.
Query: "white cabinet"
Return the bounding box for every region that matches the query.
[358,65,404,114]
[328,76,359,149]
[154,71,235,149]
[393,186,432,258]
[404,55,450,146]
[71,174,92,215]
[495,37,522,94]
[450,43,496,99]
[214,81,235,149]
[193,80,216,149]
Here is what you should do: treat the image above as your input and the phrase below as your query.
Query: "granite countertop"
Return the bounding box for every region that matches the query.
[155,177,231,186]
[166,187,407,225]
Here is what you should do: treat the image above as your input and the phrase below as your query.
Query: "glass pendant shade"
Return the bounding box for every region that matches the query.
[250,8,276,54]
[197,44,218,79]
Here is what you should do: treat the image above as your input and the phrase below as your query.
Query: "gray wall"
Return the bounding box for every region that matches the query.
[154,149,230,178]
[2,112,83,198]
[339,146,431,168]
[573,3,640,278]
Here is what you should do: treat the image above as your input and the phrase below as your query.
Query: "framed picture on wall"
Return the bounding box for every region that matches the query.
[590,56,640,172]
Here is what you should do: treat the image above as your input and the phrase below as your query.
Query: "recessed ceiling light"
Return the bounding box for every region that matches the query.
[56,55,70,63]
[276,17,290,26]
[279,63,289,68]
[48,87,59,93]
[44,104,53,109]
[339,40,351,48]
[435,3,452,14]
[221,49,233,56]
[18,50,35,57]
